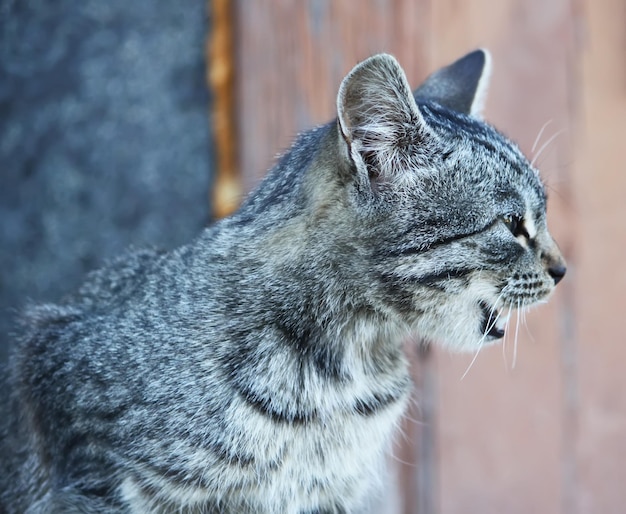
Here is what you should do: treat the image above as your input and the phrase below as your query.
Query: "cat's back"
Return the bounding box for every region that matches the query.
[0,243,214,512]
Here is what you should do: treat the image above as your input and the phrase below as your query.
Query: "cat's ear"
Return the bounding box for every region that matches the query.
[337,54,428,185]
[413,49,491,118]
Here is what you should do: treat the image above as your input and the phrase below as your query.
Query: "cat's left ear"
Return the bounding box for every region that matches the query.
[413,49,492,118]
[337,54,429,185]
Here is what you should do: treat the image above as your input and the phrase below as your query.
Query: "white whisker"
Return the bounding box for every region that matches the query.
[513,299,521,368]
[530,129,565,168]
[502,320,508,371]
[388,451,418,468]
[521,302,535,343]
[462,293,506,380]
[501,305,513,372]
[461,344,482,380]
[531,119,553,154]
[401,398,425,426]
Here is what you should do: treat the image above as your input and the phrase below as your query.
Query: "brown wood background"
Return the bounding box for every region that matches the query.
[220,0,626,512]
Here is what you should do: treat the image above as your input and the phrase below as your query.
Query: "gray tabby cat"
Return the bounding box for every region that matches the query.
[1,50,565,513]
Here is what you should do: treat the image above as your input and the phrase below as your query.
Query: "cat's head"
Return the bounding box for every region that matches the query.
[335,51,566,352]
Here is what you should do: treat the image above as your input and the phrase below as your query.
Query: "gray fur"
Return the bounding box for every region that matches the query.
[1,51,565,513]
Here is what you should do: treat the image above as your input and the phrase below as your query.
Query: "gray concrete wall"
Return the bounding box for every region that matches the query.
[0,1,213,361]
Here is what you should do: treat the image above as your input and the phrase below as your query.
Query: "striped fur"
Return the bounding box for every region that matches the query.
[1,51,565,512]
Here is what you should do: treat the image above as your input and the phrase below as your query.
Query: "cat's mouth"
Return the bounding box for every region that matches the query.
[479,301,507,339]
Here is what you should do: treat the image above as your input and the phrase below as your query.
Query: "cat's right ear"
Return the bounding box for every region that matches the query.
[413,49,492,118]
[336,54,430,187]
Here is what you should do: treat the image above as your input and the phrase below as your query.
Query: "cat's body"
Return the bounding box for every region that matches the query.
[1,51,565,513]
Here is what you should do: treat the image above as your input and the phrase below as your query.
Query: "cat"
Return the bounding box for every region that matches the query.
[0,50,566,513]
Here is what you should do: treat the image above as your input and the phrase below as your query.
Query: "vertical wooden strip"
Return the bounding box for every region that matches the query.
[209,0,241,218]
[573,0,626,511]
[230,3,626,512]
[234,4,437,512]
[432,1,576,513]
[230,1,594,511]
[560,3,585,511]
[391,342,438,514]
[560,270,580,514]
[415,345,438,514]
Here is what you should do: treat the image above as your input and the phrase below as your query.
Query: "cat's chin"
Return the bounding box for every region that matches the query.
[479,301,507,340]
[432,331,506,353]
[413,300,513,353]
[409,277,526,352]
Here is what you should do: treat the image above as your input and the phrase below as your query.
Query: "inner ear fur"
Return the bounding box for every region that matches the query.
[337,54,423,142]
[336,54,429,184]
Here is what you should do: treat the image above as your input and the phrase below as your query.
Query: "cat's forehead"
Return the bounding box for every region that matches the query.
[420,102,547,212]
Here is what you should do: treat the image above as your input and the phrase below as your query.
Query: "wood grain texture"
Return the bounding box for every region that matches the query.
[430,2,575,513]
[573,0,626,511]
[235,0,432,192]
[209,0,242,218]
[229,0,624,512]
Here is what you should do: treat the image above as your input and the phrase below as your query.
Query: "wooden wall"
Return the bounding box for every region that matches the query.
[223,1,626,512]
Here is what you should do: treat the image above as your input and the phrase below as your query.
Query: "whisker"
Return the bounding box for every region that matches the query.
[521,301,535,343]
[501,318,509,371]
[486,289,506,335]
[388,451,418,469]
[530,129,565,168]
[462,287,514,380]
[501,305,513,372]
[532,119,553,154]
[513,299,521,368]
[401,397,426,426]
[461,344,483,380]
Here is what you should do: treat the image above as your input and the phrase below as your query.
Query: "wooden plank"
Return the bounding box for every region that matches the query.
[573,0,626,511]
[389,342,438,514]
[430,0,576,512]
[209,0,242,218]
[234,4,437,512]
[234,0,432,192]
[230,1,624,513]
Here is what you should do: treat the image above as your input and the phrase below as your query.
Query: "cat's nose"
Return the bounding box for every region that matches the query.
[540,233,566,285]
[548,264,566,285]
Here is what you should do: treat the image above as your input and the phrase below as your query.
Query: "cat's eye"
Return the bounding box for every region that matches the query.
[503,215,528,239]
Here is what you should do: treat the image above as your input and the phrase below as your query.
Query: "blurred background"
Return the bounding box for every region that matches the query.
[1,1,624,513]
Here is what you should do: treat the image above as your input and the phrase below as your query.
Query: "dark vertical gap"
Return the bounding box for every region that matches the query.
[561,2,584,512]
[398,339,437,514]
[560,272,579,514]
[413,342,437,514]
[417,2,437,511]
